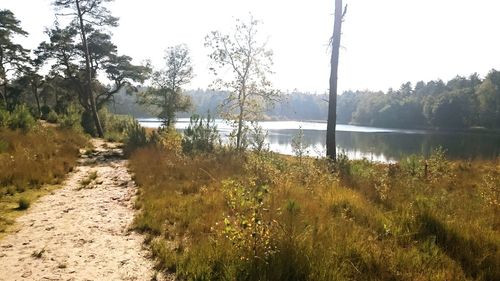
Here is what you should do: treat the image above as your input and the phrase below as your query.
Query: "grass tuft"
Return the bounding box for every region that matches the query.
[16,198,30,210]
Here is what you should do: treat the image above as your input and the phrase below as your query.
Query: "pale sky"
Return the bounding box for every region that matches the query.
[4,0,500,94]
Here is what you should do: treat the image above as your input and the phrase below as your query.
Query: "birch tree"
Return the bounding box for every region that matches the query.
[205,17,279,150]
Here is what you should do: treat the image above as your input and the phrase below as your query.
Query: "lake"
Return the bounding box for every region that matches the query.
[138,118,500,162]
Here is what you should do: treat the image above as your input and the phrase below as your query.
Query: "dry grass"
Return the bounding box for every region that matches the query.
[0,126,87,237]
[130,142,500,281]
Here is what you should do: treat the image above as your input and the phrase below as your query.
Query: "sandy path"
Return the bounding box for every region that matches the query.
[0,139,166,281]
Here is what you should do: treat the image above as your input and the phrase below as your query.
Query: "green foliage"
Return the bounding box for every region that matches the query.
[228,124,249,150]
[99,108,135,141]
[149,127,183,155]
[38,1,151,137]
[8,105,35,131]
[40,105,51,119]
[123,119,149,155]
[339,71,500,129]
[0,108,10,127]
[221,179,276,263]
[0,9,29,110]
[205,16,280,149]
[182,113,220,154]
[59,104,82,131]
[248,122,268,153]
[400,154,426,177]
[426,147,453,182]
[333,151,351,179]
[138,44,193,127]
[46,110,58,123]
[476,70,500,127]
[17,197,30,210]
[291,126,308,161]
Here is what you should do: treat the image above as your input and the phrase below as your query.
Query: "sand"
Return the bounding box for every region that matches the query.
[0,139,168,281]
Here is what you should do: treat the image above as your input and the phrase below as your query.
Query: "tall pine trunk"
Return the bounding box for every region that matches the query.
[32,83,41,118]
[326,0,345,161]
[75,0,104,137]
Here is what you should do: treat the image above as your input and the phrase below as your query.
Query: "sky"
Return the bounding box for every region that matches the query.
[3,0,500,94]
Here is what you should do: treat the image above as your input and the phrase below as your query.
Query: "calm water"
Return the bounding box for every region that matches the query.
[138,118,500,162]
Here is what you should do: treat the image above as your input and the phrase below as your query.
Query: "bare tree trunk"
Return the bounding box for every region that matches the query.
[326,0,346,161]
[237,107,244,150]
[1,82,7,108]
[75,0,104,137]
[0,50,6,108]
[236,87,246,150]
[32,83,41,118]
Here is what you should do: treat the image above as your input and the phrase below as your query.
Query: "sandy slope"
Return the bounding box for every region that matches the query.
[0,139,167,281]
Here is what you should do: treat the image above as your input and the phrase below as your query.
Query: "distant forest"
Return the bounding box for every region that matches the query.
[109,89,331,121]
[110,69,500,129]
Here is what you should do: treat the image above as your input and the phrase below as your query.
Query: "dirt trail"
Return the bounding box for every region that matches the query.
[0,139,166,281]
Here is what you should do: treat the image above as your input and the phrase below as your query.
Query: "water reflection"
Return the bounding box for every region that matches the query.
[138,118,500,162]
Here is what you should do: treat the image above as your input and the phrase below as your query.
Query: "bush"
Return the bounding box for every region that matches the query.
[46,110,59,123]
[59,104,83,132]
[0,108,10,127]
[248,121,269,153]
[400,154,425,177]
[40,105,51,120]
[8,105,35,131]
[291,126,308,161]
[17,197,30,210]
[124,120,149,155]
[426,146,453,182]
[182,114,220,154]
[150,127,182,155]
[99,108,135,141]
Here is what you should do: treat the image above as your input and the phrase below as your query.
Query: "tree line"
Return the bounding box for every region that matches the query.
[3,0,498,144]
[1,2,279,150]
[338,71,500,129]
[1,1,150,137]
[110,88,330,121]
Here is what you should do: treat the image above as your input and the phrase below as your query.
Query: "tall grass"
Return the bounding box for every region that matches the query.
[129,136,500,281]
[0,126,88,234]
[0,126,87,190]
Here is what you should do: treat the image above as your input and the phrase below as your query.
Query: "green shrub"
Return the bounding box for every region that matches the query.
[333,151,351,179]
[149,127,183,155]
[182,113,220,154]
[59,104,83,132]
[40,105,51,120]
[100,108,135,141]
[17,197,30,210]
[291,126,308,161]
[400,154,425,177]
[0,108,10,127]
[124,120,149,155]
[426,146,453,182]
[248,121,269,153]
[46,110,59,123]
[8,105,35,131]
